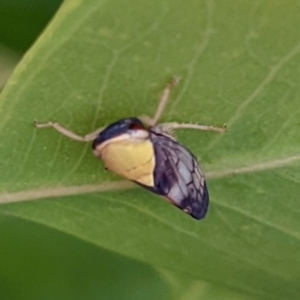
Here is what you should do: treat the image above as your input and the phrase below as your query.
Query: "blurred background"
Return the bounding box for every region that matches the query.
[0,1,61,89]
[0,1,169,299]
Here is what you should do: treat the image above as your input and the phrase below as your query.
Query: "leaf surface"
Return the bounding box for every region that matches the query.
[1,0,300,299]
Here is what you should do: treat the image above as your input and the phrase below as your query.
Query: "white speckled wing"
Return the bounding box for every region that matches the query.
[149,128,209,220]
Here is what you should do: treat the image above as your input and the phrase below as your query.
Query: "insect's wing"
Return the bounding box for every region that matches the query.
[150,132,209,220]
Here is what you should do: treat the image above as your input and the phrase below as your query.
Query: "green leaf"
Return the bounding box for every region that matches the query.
[1,0,300,299]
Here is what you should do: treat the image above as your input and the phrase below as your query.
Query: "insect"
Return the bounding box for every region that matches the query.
[34,78,225,220]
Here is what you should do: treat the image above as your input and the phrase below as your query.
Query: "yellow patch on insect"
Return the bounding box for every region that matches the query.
[93,133,155,187]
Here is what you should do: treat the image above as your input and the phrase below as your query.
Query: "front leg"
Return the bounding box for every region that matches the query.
[139,77,180,126]
[34,120,105,142]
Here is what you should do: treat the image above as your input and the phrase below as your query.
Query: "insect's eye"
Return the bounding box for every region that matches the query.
[128,123,149,139]
[129,123,144,130]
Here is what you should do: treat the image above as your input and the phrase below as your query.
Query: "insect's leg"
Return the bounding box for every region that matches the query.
[158,122,226,133]
[34,121,104,142]
[139,77,180,126]
[83,127,105,140]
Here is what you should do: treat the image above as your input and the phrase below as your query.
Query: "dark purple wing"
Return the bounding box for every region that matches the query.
[149,130,209,220]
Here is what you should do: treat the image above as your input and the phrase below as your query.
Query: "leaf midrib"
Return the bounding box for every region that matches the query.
[1,152,299,204]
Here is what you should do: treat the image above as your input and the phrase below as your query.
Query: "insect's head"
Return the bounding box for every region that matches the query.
[92,117,149,156]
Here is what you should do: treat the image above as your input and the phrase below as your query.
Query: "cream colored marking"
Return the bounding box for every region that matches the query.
[93,132,149,154]
[98,138,155,187]
[126,156,155,187]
